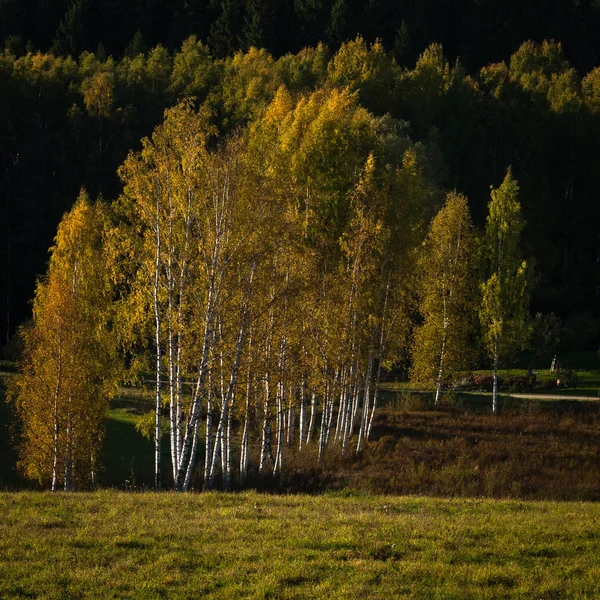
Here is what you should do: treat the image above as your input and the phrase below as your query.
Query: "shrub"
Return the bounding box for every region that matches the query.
[562,368,578,389]
[398,394,428,412]
[473,374,503,391]
[507,376,529,391]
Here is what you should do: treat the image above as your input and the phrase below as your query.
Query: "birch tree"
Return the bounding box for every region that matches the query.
[411,192,477,404]
[111,82,444,488]
[116,100,282,490]
[480,169,530,415]
[10,191,117,490]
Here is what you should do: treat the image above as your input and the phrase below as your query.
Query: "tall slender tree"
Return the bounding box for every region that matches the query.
[10,190,117,490]
[480,169,530,415]
[411,192,477,404]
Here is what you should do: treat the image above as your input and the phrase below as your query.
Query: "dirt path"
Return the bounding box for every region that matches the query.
[468,391,600,401]
[502,392,599,401]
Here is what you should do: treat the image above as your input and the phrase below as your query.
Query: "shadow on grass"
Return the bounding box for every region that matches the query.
[100,409,173,490]
[0,379,22,488]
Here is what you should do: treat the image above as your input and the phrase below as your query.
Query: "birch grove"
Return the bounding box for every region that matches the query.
[107,86,441,490]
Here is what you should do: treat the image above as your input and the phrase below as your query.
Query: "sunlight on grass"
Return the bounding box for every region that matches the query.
[0,492,599,598]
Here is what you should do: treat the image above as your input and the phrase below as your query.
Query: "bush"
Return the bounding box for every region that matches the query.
[561,368,578,389]
[473,374,503,391]
[398,393,429,412]
[507,376,529,391]
[453,374,476,391]
[538,379,558,391]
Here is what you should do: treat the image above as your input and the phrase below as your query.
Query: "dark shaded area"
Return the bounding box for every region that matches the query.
[0,377,23,487]
[99,413,156,490]
[1,0,600,73]
[98,391,173,490]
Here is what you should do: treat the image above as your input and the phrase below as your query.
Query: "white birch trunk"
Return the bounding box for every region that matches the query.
[224,407,232,490]
[367,277,391,441]
[335,367,348,443]
[175,186,194,466]
[435,337,446,406]
[240,413,249,483]
[273,338,286,476]
[325,386,335,448]
[356,352,374,453]
[204,381,213,485]
[176,277,217,490]
[367,358,383,441]
[351,369,361,429]
[240,336,252,483]
[306,391,317,445]
[207,317,248,490]
[168,318,177,483]
[317,389,328,462]
[64,405,72,492]
[260,302,275,473]
[51,340,62,492]
[167,189,178,485]
[220,407,227,479]
[259,372,271,473]
[286,383,294,446]
[153,202,162,492]
[342,361,357,456]
[274,380,283,475]
[492,337,499,416]
[298,378,306,452]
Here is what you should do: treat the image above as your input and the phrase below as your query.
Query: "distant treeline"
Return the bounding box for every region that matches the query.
[2,35,600,349]
[3,0,600,72]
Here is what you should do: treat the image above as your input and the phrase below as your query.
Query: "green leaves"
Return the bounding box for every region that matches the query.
[411,192,477,393]
[11,190,118,488]
[480,170,531,411]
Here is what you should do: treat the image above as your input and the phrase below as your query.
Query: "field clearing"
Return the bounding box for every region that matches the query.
[1,491,600,599]
[380,351,600,399]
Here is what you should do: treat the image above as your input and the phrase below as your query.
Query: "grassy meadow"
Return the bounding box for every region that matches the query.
[1,491,600,599]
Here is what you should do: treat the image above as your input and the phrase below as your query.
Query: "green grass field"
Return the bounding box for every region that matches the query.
[0,491,599,599]
[380,351,600,398]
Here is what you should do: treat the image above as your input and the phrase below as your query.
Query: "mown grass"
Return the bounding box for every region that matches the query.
[381,351,600,396]
[0,491,599,599]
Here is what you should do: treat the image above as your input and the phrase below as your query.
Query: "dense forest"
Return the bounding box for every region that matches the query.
[2,0,600,72]
[3,28,600,349]
[3,2,600,490]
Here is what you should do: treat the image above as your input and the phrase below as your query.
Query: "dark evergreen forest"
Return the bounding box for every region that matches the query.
[3,0,600,71]
[2,0,600,351]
